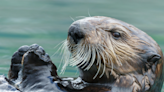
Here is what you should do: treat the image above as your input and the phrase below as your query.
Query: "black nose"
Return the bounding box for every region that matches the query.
[68,25,84,44]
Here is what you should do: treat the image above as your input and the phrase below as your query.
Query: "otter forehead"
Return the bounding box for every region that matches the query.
[73,16,122,24]
[69,16,158,49]
[70,16,134,34]
[68,16,139,46]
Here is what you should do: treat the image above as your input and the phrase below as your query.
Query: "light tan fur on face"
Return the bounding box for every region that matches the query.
[60,16,149,79]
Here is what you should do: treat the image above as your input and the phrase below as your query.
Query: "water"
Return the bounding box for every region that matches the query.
[0,0,163,91]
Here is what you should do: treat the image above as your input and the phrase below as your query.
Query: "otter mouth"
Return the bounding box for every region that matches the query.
[60,38,116,79]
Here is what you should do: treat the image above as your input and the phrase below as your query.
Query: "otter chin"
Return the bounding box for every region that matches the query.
[61,16,164,92]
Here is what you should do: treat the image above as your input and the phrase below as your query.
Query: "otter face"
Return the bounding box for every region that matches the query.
[61,16,163,81]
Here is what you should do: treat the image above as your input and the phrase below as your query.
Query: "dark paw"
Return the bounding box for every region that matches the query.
[8,45,29,81]
[22,44,59,78]
[23,44,51,63]
[20,44,61,91]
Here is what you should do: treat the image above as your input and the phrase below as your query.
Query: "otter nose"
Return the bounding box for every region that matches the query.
[68,25,84,44]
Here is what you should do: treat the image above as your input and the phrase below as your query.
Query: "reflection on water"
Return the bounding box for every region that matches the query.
[0,0,164,91]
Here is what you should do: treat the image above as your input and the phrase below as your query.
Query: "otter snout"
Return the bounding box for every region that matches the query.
[68,23,85,44]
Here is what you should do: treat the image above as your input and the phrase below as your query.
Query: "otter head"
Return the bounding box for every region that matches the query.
[61,16,163,84]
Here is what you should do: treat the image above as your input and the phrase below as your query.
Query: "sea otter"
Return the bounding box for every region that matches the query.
[60,16,164,92]
[2,16,163,92]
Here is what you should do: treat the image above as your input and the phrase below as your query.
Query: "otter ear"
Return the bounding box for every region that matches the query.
[147,53,161,63]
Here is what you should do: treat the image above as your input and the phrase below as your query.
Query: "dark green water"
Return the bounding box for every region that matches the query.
[0,0,163,91]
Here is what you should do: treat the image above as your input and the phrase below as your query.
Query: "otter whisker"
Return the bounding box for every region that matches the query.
[72,44,87,66]
[76,45,90,67]
[99,51,106,78]
[61,41,69,58]
[93,47,101,79]
[88,9,91,17]
[60,41,69,55]
[70,16,75,22]
[98,44,113,67]
[98,45,113,77]
[81,45,92,69]
[96,44,115,76]
[70,48,86,66]
[85,45,96,70]
[56,40,68,71]
[95,47,100,66]
[71,46,83,58]
[76,16,87,19]
[70,43,86,65]
[61,41,71,74]
[82,45,92,68]
[110,56,114,75]
[101,40,115,57]
[72,52,86,65]
[52,40,66,57]
[55,40,67,57]
[61,49,69,71]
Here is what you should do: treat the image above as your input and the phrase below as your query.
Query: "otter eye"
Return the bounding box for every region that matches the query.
[112,32,121,38]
